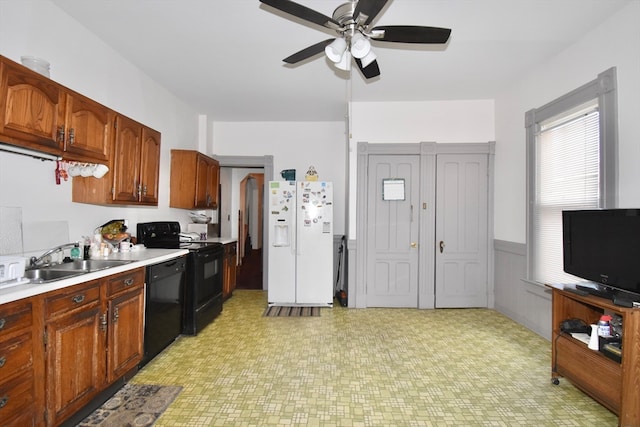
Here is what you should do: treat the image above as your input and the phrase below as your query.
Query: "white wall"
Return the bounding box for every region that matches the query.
[212,121,347,235]
[494,1,640,243]
[0,0,200,253]
[347,100,496,238]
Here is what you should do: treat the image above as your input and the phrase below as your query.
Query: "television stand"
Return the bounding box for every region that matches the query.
[550,285,640,426]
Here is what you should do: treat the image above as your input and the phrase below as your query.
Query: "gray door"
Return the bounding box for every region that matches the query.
[435,154,489,307]
[366,155,420,307]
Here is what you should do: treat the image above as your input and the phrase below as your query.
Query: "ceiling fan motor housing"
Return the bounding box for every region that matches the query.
[333,1,357,26]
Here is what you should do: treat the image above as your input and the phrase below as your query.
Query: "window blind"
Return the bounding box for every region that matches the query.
[533,103,600,284]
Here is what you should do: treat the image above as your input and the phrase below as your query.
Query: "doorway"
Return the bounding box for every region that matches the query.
[215,155,274,291]
[237,173,264,290]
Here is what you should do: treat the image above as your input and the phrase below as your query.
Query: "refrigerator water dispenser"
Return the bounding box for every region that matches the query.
[273,222,290,247]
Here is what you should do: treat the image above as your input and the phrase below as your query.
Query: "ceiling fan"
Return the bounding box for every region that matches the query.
[259,0,452,79]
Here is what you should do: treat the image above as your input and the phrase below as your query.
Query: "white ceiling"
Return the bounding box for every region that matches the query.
[50,0,631,122]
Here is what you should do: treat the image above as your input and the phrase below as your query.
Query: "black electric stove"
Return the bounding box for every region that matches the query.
[137,221,224,335]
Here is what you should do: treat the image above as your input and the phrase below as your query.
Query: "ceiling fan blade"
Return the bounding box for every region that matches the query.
[283,39,335,64]
[370,25,452,44]
[355,58,381,79]
[353,0,390,26]
[260,0,340,29]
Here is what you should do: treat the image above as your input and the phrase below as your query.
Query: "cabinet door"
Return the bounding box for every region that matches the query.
[107,287,144,383]
[45,306,104,426]
[63,92,112,162]
[112,115,142,203]
[195,154,210,208]
[139,127,161,205]
[207,159,220,208]
[0,59,64,153]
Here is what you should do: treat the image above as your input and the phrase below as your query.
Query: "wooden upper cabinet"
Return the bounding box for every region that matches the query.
[0,57,64,154]
[0,56,112,163]
[139,127,161,205]
[0,55,161,206]
[112,115,142,203]
[195,154,212,207]
[62,90,113,162]
[72,115,161,206]
[170,149,220,209]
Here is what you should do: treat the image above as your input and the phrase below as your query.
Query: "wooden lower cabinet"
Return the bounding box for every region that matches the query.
[0,297,40,427]
[44,283,104,426]
[105,269,145,383]
[0,267,145,426]
[551,287,640,426]
[223,242,237,300]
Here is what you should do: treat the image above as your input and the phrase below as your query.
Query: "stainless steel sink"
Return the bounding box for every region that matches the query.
[51,259,134,272]
[25,259,135,283]
[24,268,86,283]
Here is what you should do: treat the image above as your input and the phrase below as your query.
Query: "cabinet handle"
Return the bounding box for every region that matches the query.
[0,396,8,409]
[100,312,108,332]
[123,278,134,287]
[142,185,147,196]
[71,294,85,304]
[57,126,65,143]
[68,128,75,145]
[113,307,119,323]
[0,356,6,368]
[0,318,5,330]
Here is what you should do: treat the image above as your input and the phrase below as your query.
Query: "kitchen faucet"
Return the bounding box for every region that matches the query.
[29,243,77,267]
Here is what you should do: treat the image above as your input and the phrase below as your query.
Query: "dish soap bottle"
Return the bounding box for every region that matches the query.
[70,242,81,260]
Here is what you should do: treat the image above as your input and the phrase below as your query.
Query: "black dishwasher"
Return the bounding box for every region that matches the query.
[141,256,186,367]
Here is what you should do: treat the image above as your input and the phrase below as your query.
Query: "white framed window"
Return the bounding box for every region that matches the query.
[525,68,618,285]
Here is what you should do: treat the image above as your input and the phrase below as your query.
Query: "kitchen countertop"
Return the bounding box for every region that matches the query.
[187,237,237,245]
[0,247,188,305]
[205,237,236,245]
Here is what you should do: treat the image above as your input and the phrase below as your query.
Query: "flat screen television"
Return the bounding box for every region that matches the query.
[563,208,640,299]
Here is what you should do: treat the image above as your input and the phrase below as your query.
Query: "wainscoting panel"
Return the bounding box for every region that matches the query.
[493,239,552,340]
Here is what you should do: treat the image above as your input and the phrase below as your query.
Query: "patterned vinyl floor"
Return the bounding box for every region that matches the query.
[132,290,617,426]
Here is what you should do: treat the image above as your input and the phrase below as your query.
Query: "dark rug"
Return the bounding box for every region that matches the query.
[263,306,321,317]
[77,383,182,426]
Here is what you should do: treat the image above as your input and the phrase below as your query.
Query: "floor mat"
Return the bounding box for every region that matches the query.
[77,383,182,426]
[263,306,321,317]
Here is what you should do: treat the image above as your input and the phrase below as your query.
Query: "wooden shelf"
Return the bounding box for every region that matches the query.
[550,287,640,426]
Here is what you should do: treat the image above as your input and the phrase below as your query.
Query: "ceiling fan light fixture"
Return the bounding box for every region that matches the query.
[325,37,347,63]
[334,51,352,71]
[350,32,371,59]
[360,49,377,68]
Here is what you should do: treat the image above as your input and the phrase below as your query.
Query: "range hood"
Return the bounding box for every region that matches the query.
[0,143,61,162]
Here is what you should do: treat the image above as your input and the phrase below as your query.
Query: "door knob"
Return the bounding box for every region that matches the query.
[439,241,445,253]
[411,242,418,248]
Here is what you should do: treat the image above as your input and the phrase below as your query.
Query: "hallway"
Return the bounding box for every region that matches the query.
[132,291,616,426]
[235,248,263,290]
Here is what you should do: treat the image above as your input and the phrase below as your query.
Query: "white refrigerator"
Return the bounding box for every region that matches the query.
[267,180,333,306]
